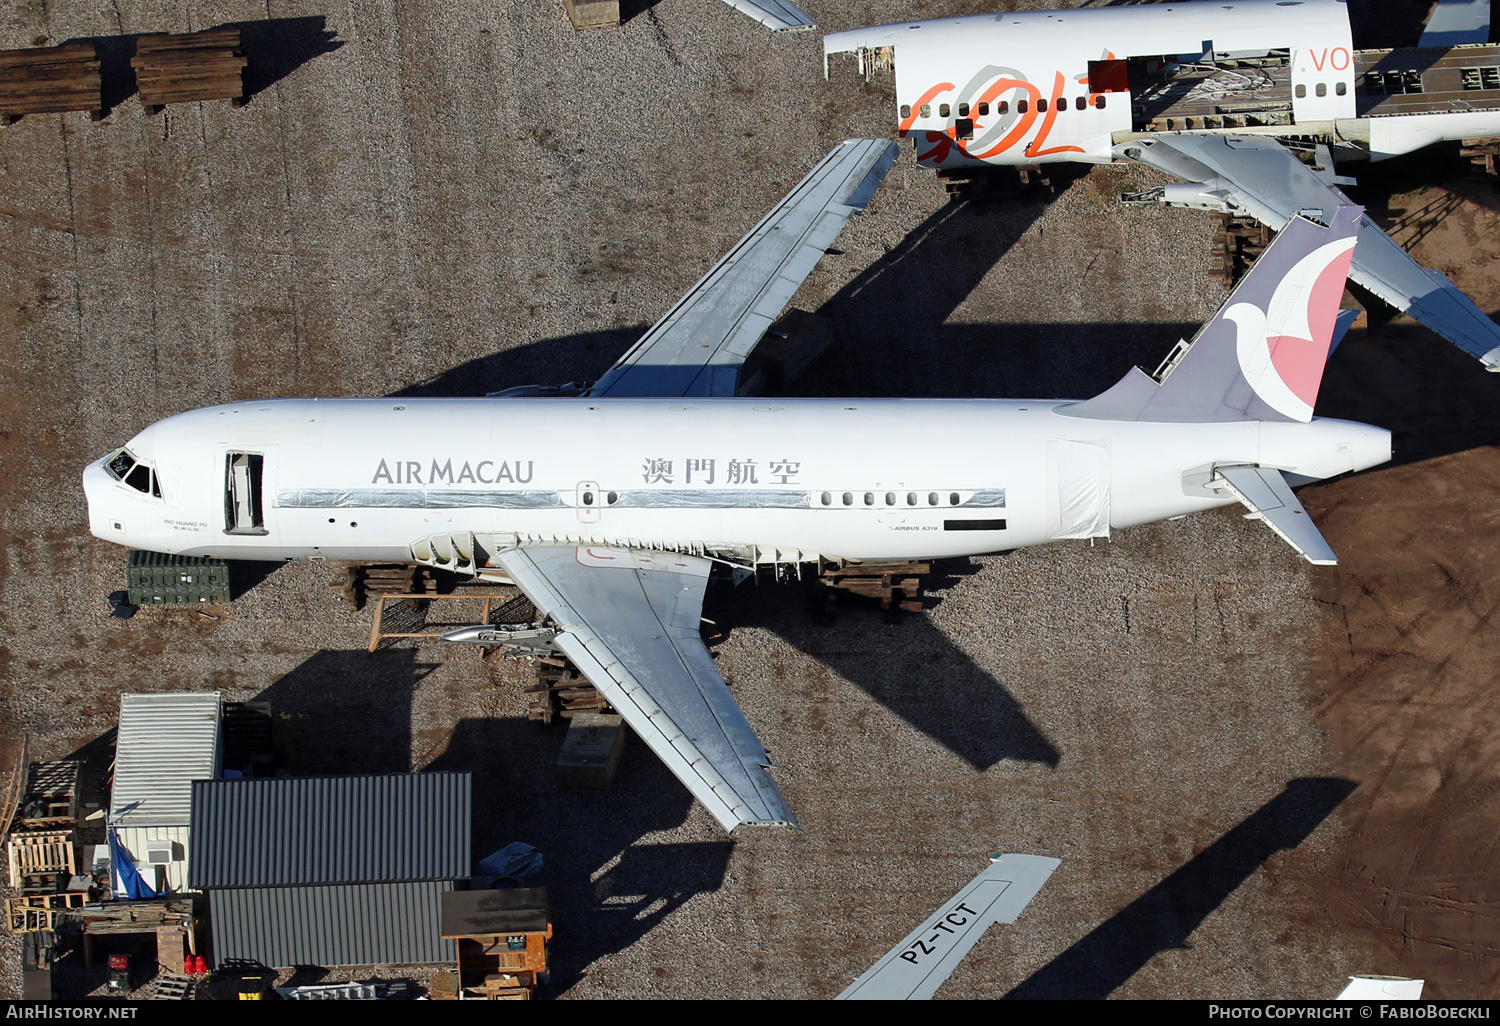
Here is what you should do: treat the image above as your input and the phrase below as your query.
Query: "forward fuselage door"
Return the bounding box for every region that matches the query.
[225,451,270,536]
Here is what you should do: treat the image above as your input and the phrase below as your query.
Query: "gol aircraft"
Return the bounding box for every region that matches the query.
[83,139,1390,833]
[825,0,1500,370]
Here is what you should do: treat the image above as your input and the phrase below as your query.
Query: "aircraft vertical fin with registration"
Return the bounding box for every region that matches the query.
[1214,464,1339,565]
[837,854,1060,1000]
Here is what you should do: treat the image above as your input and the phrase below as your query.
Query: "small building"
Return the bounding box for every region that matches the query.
[190,772,472,968]
[108,692,222,895]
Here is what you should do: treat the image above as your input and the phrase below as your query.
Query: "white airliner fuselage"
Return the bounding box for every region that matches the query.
[825,0,1500,167]
[83,397,1389,566]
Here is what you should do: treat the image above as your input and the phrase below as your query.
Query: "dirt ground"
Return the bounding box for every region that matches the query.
[0,0,1498,1001]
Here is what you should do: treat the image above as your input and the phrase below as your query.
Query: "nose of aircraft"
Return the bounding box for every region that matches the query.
[82,457,129,543]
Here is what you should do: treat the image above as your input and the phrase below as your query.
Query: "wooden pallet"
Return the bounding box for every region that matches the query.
[132,29,245,110]
[147,973,193,1000]
[19,760,79,830]
[7,892,84,933]
[0,43,101,121]
[7,831,74,890]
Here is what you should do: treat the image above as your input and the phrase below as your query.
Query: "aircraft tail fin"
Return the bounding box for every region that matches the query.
[1066,206,1362,424]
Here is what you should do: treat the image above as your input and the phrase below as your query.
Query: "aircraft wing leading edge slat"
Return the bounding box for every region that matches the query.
[1123,134,1500,370]
[720,0,816,32]
[587,138,899,399]
[837,854,1061,1000]
[493,546,797,832]
[1215,464,1339,565]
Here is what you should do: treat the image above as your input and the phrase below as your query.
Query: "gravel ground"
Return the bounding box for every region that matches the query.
[0,0,1493,1001]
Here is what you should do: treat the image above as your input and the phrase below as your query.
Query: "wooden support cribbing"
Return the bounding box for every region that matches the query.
[0,43,101,121]
[131,29,246,109]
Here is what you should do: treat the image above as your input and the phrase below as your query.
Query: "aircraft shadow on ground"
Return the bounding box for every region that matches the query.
[69,16,343,118]
[1004,776,1358,1000]
[708,572,1062,769]
[422,716,731,995]
[251,648,440,776]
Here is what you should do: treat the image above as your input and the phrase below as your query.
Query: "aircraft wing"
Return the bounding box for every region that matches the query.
[586,138,898,398]
[1120,134,1500,371]
[837,854,1061,1000]
[721,0,816,32]
[1215,465,1339,566]
[491,545,797,832]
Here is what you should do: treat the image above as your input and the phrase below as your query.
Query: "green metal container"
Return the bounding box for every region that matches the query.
[125,550,231,605]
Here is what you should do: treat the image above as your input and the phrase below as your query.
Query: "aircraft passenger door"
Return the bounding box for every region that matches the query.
[576,480,601,524]
[1047,439,1110,540]
[225,451,270,536]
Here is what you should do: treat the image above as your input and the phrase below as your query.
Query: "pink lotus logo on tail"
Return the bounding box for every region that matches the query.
[1228,236,1358,422]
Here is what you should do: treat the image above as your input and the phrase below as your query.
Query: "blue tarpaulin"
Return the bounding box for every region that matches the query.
[109,828,158,900]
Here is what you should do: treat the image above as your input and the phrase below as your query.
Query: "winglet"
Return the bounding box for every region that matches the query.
[1064,206,1362,423]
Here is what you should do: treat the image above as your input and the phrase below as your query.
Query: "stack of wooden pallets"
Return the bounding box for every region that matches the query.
[131,29,245,110]
[7,893,85,933]
[6,830,75,895]
[0,43,101,123]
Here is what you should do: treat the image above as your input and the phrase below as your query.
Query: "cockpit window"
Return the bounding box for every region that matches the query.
[106,448,161,498]
[106,450,135,480]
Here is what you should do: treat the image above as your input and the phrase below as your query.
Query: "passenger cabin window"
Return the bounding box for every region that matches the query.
[957,103,969,117]
[900,104,911,118]
[1295,84,1307,98]
[997,100,1008,114]
[1093,95,1106,109]
[1017,99,1028,114]
[1315,82,1327,97]
[919,103,932,118]
[1335,81,1347,95]
[1076,96,1086,109]
[978,102,990,115]
[1056,97,1067,111]
[939,103,951,118]
[1036,98,1048,112]
[225,452,267,535]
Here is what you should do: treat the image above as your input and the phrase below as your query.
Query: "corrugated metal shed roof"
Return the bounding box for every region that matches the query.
[190,772,471,888]
[209,881,456,968]
[110,692,222,828]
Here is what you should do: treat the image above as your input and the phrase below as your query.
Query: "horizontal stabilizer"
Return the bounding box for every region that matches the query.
[838,854,1060,1000]
[1215,465,1338,565]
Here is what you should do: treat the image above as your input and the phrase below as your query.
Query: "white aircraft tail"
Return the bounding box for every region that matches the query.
[1066,206,1362,424]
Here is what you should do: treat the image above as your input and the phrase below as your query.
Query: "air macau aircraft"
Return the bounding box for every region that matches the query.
[83,141,1389,833]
